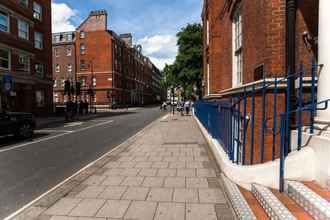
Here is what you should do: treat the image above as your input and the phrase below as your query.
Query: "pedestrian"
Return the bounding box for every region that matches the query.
[184,100,191,115]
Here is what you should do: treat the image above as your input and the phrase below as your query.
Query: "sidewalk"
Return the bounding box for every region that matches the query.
[14,114,235,220]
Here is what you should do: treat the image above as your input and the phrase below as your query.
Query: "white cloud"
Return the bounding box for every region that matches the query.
[52,2,77,33]
[137,35,177,70]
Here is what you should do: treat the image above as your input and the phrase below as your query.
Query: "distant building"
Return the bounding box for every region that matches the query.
[52,10,163,107]
[52,31,76,104]
[0,0,53,115]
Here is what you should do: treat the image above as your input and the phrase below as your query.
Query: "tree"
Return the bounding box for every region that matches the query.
[162,23,203,99]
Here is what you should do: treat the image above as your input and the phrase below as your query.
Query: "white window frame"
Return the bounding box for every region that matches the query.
[54,48,60,57]
[92,77,96,87]
[80,31,85,39]
[206,20,210,46]
[18,19,29,40]
[66,47,72,56]
[80,43,86,55]
[19,0,29,7]
[55,64,60,73]
[18,53,30,72]
[0,48,10,70]
[35,63,44,77]
[34,32,43,49]
[67,63,72,72]
[232,8,243,87]
[33,2,42,21]
[0,11,9,33]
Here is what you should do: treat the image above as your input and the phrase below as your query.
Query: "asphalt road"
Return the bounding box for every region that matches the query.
[0,106,166,219]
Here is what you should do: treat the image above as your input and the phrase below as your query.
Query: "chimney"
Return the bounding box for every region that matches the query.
[120,33,133,47]
[78,10,108,32]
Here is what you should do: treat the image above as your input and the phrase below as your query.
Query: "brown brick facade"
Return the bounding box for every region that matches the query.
[53,10,162,108]
[0,0,53,115]
[202,0,318,163]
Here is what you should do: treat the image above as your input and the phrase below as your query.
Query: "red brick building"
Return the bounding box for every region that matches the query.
[0,0,53,115]
[53,10,162,108]
[202,0,318,163]
[52,31,76,105]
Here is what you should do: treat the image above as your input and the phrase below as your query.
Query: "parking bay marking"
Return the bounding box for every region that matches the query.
[0,120,114,153]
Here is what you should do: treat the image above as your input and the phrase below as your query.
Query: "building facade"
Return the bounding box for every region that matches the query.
[52,10,162,108]
[52,31,76,105]
[202,0,318,163]
[0,0,53,115]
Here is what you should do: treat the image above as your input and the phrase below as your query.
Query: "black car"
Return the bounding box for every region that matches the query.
[0,112,36,139]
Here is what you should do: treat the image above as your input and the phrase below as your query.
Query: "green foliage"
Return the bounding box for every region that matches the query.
[162,23,203,99]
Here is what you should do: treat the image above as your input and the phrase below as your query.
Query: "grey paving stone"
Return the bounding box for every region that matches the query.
[121,187,150,200]
[173,188,199,203]
[138,168,158,177]
[83,175,107,186]
[124,201,157,220]
[142,177,165,187]
[69,199,106,217]
[152,162,169,168]
[121,168,141,176]
[98,186,127,199]
[45,198,82,216]
[13,206,46,220]
[157,168,177,177]
[196,169,217,177]
[121,176,144,186]
[104,168,125,176]
[164,177,185,188]
[199,189,227,203]
[49,216,77,220]
[95,200,130,218]
[177,168,196,177]
[147,188,173,202]
[100,176,125,186]
[75,186,106,198]
[186,178,209,188]
[169,162,186,169]
[154,202,185,220]
[186,203,217,220]
[135,161,153,168]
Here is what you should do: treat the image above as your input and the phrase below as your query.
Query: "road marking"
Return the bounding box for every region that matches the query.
[0,120,114,154]
[35,129,74,133]
[3,115,161,220]
[64,122,83,127]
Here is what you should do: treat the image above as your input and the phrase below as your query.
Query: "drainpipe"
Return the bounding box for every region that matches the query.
[317,0,330,120]
[286,0,297,150]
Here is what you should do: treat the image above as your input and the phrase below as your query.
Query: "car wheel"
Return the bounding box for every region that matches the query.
[17,123,34,139]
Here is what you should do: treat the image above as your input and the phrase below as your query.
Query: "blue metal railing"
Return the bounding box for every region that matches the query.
[194,59,330,192]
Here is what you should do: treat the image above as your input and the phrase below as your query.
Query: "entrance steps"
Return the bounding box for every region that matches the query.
[221,174,330,219]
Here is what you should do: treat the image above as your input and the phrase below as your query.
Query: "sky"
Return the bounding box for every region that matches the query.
[52,0,203,70]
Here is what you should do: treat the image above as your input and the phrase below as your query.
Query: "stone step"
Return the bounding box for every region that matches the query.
[251,183,297,220]
[286,180,330,219]
[220,174,257,220]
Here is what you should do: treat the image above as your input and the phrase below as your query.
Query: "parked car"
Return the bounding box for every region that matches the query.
[0,112,36,139]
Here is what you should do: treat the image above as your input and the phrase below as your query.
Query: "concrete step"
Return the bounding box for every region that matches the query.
[286,180,330,219]
[251,184,297,220]
[220,174,257,220]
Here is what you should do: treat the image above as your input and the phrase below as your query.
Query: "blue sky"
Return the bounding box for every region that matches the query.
[52,0,203,69]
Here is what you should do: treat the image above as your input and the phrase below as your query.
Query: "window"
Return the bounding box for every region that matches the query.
[35,90,45,107]
[66,33,73,41]
[18,54,30,71]
[53,79,57,88]
[18,19,29,40]
[92,77,96,87]
[0,11,9,32]
[33,2,42,21]
[34,32,43,49]
[80,31,85,39]
[35,63,44,78]
[206,20,210,46]
[55,64,60,72]
[80,60,86,70]
[81,77,86,87]
[54,48,60,57]
[19,0,28,7]
[67,64,72,72]
[66,47,72,56]
[232,8,243,87]
[80,43,86,55]
[0,48,10,70]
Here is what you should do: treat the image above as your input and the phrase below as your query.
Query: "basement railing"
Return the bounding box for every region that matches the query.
[194,59,330,192]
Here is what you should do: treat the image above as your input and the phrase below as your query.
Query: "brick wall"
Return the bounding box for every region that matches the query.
[202,0,319,163]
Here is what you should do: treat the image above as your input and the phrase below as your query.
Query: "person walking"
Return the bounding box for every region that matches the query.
[184,100,191,115]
